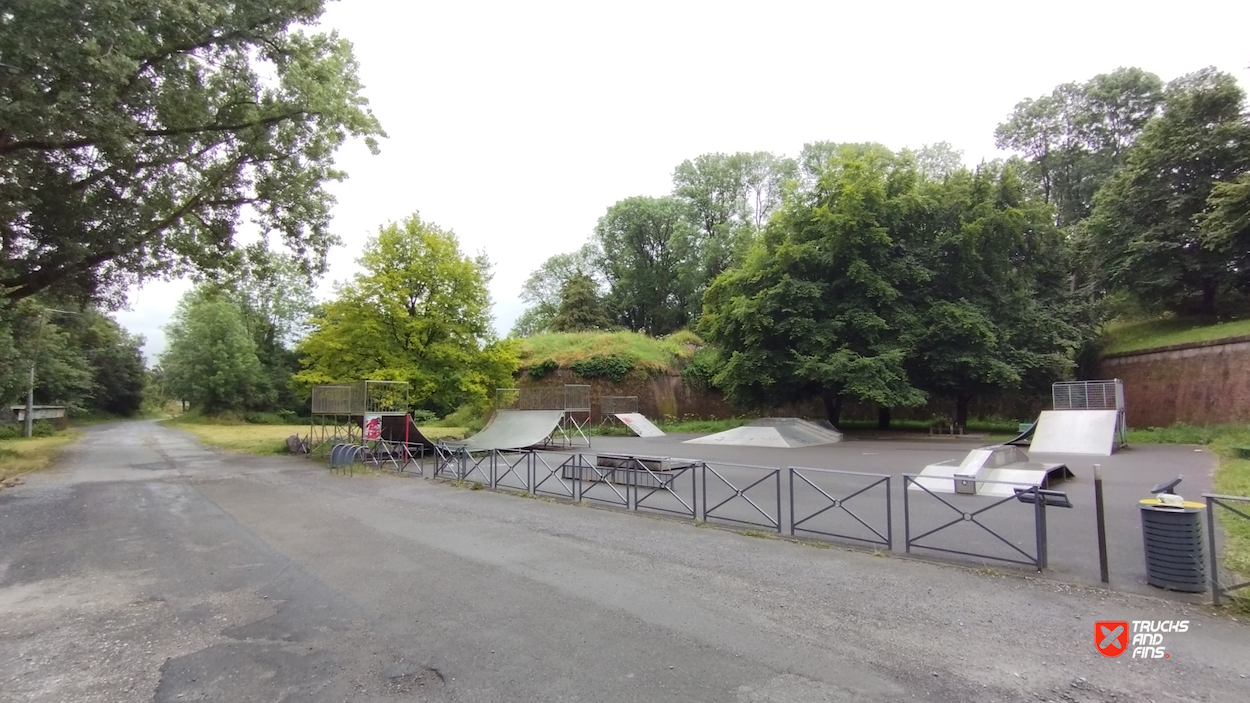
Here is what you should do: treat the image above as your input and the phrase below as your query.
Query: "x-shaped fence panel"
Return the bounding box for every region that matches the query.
[789,467,891,549]
[533,454,579,500]
[702,462,782,533]
[433,445,490,484]
[574,459,630,509]
[1205,493,1250,606]
[492,450,532,492]
[903,475,1047,570]
[632,458,697,520]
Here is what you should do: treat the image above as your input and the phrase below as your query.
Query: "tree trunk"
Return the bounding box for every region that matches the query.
[1201,280,1217,316]
[877,407,891,430]
[955,394,970,429]
[821,392,842,428]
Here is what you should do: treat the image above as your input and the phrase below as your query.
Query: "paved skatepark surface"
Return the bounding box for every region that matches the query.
[1,421,1247,702]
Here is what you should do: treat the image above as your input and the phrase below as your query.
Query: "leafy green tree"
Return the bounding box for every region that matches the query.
[900,142,965,181]
[512,243,600,337]
[296,214,518,415]
[550,273,611,332]
[1201,173,1250,294]
[199,247,314,412]
[0,0,383,305]
[996,67,1163,226]
[77,313,147,415]
[595,197,699,336]
[700,144,927,425]
[1087,68,1250,314]
[673,152,797,279]
[908,165,1082,425]
[161,294,271,413]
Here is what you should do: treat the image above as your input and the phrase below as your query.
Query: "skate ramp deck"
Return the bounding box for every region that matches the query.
[450,410,565,451]
[1029,410,1119,456]
[684,418,842,448]
[911,444,1074,497]
[615,413,665,438]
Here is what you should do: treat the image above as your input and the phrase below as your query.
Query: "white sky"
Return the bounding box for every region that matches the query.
[115,0,1250,361]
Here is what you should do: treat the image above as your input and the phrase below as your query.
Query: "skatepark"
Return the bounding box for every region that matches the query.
[312,380,1231,601]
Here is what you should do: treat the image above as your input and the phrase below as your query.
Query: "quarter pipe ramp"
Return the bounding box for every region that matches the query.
[449,410,565,452]
[614,413,665,438]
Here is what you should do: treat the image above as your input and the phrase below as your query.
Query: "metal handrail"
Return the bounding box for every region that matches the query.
[1203,493,1250,606]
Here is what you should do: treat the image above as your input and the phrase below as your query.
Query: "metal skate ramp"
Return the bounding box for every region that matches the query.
[1029,410,1121,456]
[448,410,565,452]
[614,413,665,438]
[684,418,842,448]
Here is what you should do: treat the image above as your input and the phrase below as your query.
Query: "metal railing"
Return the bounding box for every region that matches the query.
[632,457,697,520]
[903,475,1051,570]
[1204,493,1250,606]
[701,462,782,533]
[790,467,892,549]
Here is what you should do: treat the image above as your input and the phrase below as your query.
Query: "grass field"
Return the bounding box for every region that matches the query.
[1129,423,1250,609]
[164,422,468,455]
[518,330,698,374]
[1100,317,1250,355]
[0,431,82,483]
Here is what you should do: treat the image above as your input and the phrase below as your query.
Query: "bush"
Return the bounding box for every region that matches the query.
[528,358,559,379]
[241,411,298,425]
[31,421,56,437]
[667,329,704,347]
[437,404,486,433]
[570,354,634,382]
[410,409,438,425]
[0,424,21,440]
[681,346,722,388]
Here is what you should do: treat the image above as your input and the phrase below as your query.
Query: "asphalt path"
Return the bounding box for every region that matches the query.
[1,421,1247,702]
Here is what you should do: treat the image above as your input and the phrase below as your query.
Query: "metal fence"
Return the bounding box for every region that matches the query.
[1204,493,1250,606]
[903,475,1051,570]
[790,467,892,549]
[599,396,639,416]
[701,462,782,533]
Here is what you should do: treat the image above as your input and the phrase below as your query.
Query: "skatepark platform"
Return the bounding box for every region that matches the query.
[684,418,842,448]
[446,409,565,452]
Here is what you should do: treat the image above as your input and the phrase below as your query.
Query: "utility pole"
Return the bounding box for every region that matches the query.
[24,308,78,438]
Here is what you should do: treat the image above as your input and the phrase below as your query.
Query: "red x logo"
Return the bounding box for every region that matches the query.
[1096,621,1129,658]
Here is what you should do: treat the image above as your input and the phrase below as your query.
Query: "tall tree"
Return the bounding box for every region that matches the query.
[162,294,271,414]
[512,243,601,337]
[700,144,927,425]
[594,197,698,336]
[200,247,314,412]
[0,0,384,305]
[1087,68,1250,314]
[550,273,611,332]
[996,68,1163,226]
[296,214,518,415]
[908,165,1082,425]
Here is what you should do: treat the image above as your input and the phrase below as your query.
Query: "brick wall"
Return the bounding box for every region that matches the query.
[1100,336,1250,428]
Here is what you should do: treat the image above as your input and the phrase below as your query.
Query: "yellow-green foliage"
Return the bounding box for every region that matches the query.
[164,421,466,455]
[0,431,81,482]
[1100,316,1250,355]
[518,330,701,375]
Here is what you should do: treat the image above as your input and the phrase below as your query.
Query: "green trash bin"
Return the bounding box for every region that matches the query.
[1139,498,1207,593]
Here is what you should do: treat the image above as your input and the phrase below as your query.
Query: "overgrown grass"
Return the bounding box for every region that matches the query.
[1100,316,1250,355]
[1128,423,1250,610]
[517,330,700,375]
[0,430,81,483]
[163,421,468,455]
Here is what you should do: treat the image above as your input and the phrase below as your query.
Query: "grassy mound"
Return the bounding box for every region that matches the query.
[518,330,700,375]
[1100,316,1250,355]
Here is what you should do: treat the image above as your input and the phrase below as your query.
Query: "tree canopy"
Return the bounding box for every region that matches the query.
[296,214,518,415]
[0,0,383,305]
[161,291,271,414]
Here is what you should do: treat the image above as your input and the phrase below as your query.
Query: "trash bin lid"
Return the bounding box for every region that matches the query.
[1138,498,1205,511]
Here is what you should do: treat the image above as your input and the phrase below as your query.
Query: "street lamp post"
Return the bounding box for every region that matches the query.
[24,308,78,438]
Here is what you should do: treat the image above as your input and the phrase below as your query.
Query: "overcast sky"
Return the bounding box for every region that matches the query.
[114,0,1250,361]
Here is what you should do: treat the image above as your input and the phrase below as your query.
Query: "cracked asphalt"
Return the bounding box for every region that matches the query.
[1,421,1247,702]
